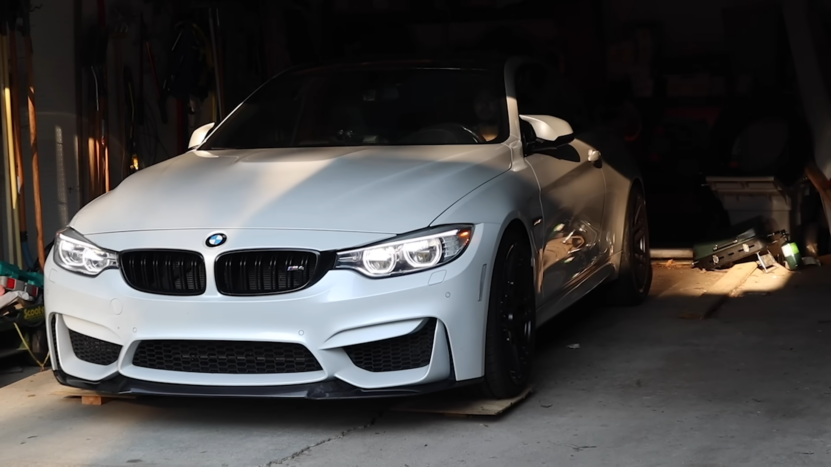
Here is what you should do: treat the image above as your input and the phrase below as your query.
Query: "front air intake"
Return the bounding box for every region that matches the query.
[69,329,122,366]
[344,319,437,372]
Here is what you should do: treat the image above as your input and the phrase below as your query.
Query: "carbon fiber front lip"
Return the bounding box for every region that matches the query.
[53,369,479,400]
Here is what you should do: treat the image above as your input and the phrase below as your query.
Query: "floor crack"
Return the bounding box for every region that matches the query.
[263,411,382,466]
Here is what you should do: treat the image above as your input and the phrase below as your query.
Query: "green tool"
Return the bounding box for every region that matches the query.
[781,242,801,270]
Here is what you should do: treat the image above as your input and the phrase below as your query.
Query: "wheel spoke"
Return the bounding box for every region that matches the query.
[633,227,646,246]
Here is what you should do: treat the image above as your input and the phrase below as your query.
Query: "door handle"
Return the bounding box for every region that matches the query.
[587,149,601,163]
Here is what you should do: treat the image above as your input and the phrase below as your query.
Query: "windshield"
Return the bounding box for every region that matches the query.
[200,66,509,149]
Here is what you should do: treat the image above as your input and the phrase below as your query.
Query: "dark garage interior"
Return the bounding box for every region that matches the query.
[1,0,831,465]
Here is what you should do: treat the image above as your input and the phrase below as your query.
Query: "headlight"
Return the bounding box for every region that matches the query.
[335,225,473,278]
[54,228,119,276]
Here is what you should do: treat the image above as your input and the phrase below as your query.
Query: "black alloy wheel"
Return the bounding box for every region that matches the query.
[607,185,652,305]
[483,227,536,399]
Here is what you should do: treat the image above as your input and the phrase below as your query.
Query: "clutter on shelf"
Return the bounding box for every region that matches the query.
[0,260,46,368]
[693,216,805,272]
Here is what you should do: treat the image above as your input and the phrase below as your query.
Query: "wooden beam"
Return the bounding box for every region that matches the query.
[805,163,831,208]
[52,388,136,406]
[391,386,533,416]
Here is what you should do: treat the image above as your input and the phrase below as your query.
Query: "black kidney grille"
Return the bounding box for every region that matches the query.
[215,250,319,295]
[121,250,206,296]
[132,340,323,374]
[69,329,122,366]
[345,319,437,373]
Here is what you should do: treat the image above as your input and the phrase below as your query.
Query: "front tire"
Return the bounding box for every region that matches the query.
[482,227,536,399]
[607,185,652,306]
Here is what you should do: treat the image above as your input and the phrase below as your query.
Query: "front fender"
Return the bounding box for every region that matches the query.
[431,167,543,302]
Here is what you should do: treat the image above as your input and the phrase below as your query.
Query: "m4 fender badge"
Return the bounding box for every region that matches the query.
[206,233,227,247]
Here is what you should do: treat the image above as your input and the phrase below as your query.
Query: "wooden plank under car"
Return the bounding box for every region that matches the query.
[390,386,533,417]
[51,388,137,406]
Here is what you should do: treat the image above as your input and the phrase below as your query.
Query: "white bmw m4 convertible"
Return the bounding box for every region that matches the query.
[46,56,651,399]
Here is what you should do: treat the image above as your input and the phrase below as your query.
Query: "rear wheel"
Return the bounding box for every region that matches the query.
[482,227,536,399]
[607,185,652,306]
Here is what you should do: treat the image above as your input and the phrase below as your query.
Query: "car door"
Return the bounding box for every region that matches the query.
[514,62,607,306]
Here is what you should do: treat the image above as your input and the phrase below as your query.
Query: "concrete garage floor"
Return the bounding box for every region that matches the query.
[0,360,40,388]
[1,265,829,467]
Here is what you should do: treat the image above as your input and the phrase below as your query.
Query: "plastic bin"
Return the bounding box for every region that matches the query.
[705,176,791,233]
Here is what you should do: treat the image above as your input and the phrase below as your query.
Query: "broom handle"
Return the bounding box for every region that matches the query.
[10,30,29,248]
[0,33,14,264]
[24,33,45,269]
[1,33,23,266]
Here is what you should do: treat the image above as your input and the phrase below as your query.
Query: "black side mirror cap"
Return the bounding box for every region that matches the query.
[525,134,575,156]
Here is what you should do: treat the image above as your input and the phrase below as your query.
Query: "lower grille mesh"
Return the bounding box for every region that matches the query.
[132,340,323,374]
[345,318,437,373]
[69,329,122,366]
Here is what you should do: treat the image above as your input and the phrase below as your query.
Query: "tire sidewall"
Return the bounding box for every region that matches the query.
[483,227,535,398]
[624,186,652,298]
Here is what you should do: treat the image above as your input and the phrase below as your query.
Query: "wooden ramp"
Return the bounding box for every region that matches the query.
[389,386,533,417]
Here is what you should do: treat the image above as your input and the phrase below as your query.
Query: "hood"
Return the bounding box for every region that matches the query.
[71,145,511,235]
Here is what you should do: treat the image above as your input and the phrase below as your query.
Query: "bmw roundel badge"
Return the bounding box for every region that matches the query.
[206,233,227,247]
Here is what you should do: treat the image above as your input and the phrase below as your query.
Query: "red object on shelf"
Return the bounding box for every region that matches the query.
[664,107,722,128]
[333,0,408,12]
[461,0,499,6]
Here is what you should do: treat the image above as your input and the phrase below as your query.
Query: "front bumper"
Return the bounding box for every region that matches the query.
[45,226,499,398]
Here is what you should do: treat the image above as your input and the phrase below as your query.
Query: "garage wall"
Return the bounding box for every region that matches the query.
[1,0,184,265]
[3,0,285,266]
[6,0,81,264]
[785,0,831,175]
[603,0,774,57]
[77,0,181,195]
[784,0,831,227]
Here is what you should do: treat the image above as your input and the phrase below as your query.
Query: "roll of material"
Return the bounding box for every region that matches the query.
[651,248,694,260]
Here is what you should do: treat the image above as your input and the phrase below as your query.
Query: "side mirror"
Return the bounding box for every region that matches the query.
[189,122,215,150]
[519,115,574,155]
